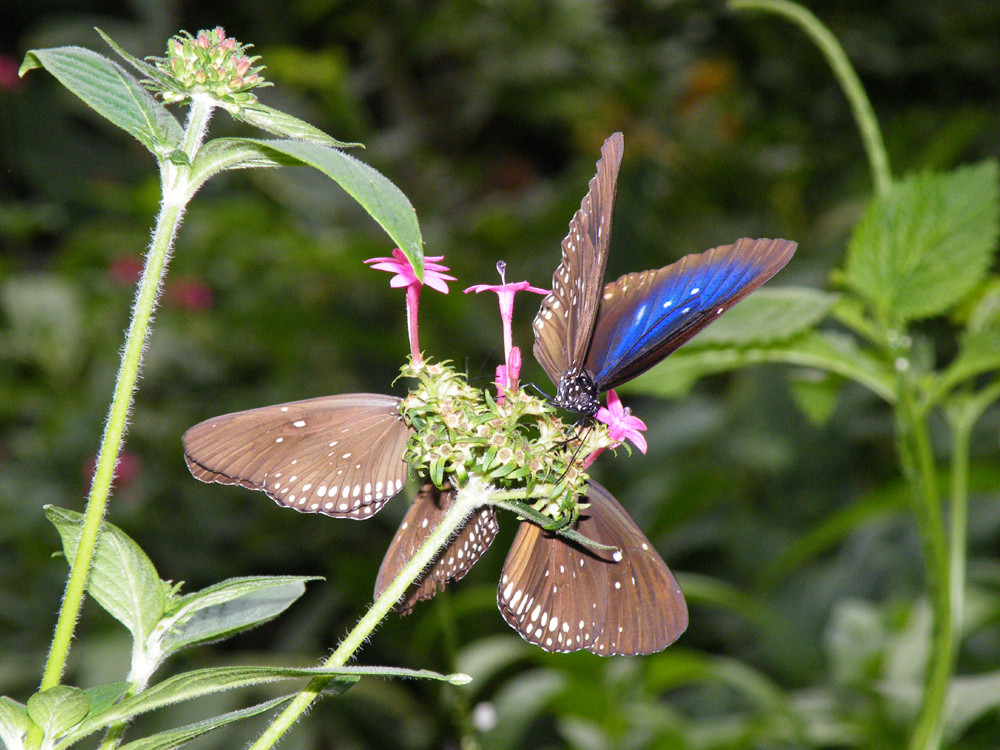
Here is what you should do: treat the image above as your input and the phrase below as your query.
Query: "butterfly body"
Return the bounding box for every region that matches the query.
[533,133,797,414]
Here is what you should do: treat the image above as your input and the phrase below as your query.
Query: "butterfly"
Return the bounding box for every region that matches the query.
[182,393,411,520]
[371,477,686,655]
[533,132,797,414]
[497,479,686,654]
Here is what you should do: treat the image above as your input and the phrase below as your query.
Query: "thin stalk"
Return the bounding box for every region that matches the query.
[946,409,972,649]
[37,198,184,693]
[896,378,952,750]
[32,98,214,750]
[249,480,491,750]
[728,0,892,196]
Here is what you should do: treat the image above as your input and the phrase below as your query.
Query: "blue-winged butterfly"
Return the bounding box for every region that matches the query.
[532,132,797,414]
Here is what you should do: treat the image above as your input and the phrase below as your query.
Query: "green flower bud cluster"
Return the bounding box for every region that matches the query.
[397,357,612,522]
[149,27,267,106]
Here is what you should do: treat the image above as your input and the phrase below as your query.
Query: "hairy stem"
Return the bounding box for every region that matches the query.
[32,97,215,750]
[728,0,892,195]
[249,479,491,750]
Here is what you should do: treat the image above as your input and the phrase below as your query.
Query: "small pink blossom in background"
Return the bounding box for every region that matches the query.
[84,451,142,490]
[166,277,214,310]
[109,256,144,285]
[0,56,21,91]
[365,249,455,363]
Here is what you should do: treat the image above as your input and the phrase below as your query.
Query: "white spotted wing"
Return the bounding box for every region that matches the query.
[498,480,687,655]
[532,132,623,385]
[182,393,411,520]
[374,482,498,613]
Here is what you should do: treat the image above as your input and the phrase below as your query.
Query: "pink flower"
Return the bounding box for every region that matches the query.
[596,390,648,454]
[366,249,455,363]
[167,277,214,310]
[0,56,21,92]
[465,261,547,390]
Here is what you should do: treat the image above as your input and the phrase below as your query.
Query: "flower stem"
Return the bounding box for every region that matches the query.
[728,0,892,196]
[249,479,491,750]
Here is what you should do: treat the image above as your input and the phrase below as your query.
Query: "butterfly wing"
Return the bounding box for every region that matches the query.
[374,482,499,614]
[532,133,624,385]
[586,237,797,391]
[498,480,687,655]
[182,393,411,520]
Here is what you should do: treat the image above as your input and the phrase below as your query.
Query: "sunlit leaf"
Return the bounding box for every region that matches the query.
[843,161,1000,323]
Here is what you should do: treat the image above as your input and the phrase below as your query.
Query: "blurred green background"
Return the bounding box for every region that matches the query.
[3,1,1000,748]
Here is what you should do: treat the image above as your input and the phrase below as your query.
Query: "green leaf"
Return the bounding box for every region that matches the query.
[684,288,839,348]
[58,663,459,746]
[252,139,423,278]
[623,330,896,403]
[788,371,842,425]
[19,46,182,156]
[946,671,1000,741]
[0,696,34,748]
[161,576,317,654]
[234,104,362,148]
[116,694,293,750]
[84,682,130,717]
[935,327,1000,402]
[189,137,283,182]
[46,506,165,642]
[843,161,1000,323]
[26,685,89,739]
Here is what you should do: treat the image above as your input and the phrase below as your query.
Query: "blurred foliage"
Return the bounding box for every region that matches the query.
[3,1,1000,748]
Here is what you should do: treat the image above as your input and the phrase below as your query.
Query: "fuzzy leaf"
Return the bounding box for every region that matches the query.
[234,104,362,148]
[26,686,89,739]
[19,46,182,156]
[46,506,165,642]
[84,682,130,717]
[0,696,34,748]
[116,694,293,750]
[684,288,838,348]
[843,161,1000,323]
[162,576,317,654]
[59,664,460,745]
[252,139,423,278]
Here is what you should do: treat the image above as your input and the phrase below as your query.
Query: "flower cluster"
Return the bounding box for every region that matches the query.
[150,27,266,106]
[398,358,611,522]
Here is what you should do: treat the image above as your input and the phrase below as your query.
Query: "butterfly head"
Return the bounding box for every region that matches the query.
[555,368,601,415]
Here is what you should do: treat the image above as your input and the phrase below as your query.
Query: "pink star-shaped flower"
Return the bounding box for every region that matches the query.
[465,261,547,392]
[365,249,455,363]
[595,390,647,454]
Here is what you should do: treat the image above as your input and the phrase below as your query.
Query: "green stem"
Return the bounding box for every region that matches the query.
[728,0,892,195]
[249,479,491,750]
[946,409,972,650]
[37,200,184,692]
[31,98,214,750]
[896,375,952,750]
